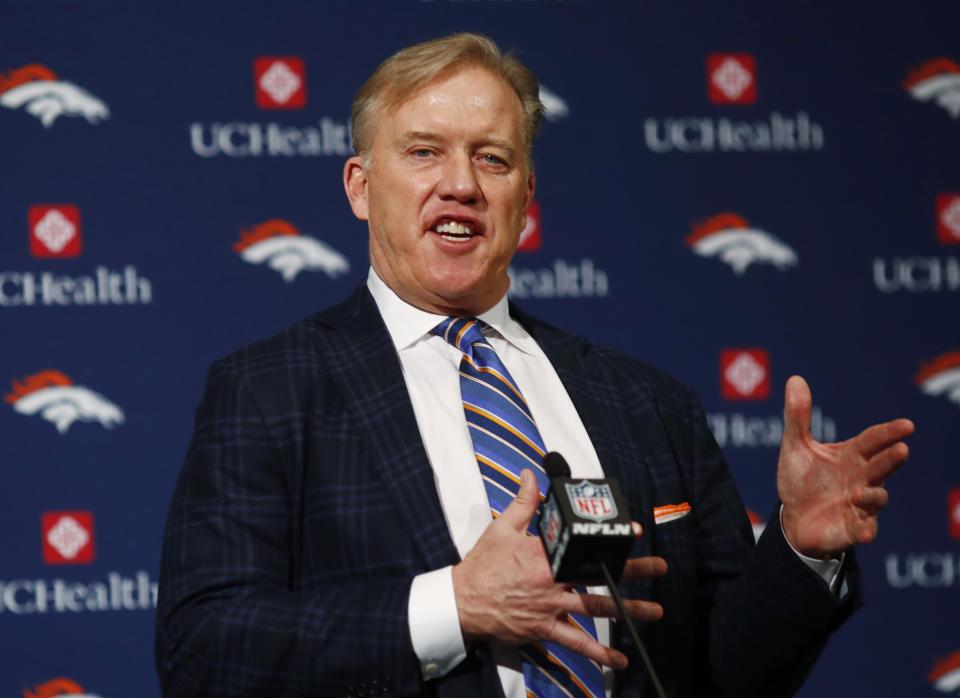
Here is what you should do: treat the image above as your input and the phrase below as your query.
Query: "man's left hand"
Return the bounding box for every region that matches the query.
[777,375,915,559]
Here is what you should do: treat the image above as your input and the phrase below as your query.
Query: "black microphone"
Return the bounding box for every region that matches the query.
[538,452,634,584]
[538,452,668,698]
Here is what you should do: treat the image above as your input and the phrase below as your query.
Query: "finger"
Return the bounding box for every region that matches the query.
[854,520,879,546]
[782,376,813,446]
[856,419,916,459]
[865,442,909,483]
[622,556,669,581]
[567,593,665,623]
[631,521,643,538]
[499,468,541,533]
[852,486,889,514]
[547,621,629,670]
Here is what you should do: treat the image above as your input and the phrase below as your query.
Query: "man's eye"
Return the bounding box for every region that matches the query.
[412,148,433,158]
[481,154,507,166]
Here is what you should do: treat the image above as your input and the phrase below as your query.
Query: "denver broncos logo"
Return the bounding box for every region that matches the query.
[5,370,125,434]
[22,677,101,698]
[233,219,350,282]
[746,508,766,543]
[914,352,960,407]
[539,85,569,122]
[904,58,960,120]
[929,651,960,693]
[685,213,798,275]
[0,64,109,128]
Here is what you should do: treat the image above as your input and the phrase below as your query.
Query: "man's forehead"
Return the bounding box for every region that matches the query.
[393,67,520,117]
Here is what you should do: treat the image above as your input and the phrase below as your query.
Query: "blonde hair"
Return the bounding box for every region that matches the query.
[350,33,543,170]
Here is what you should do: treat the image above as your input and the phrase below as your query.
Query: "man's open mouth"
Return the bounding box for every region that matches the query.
[429,217,483,242]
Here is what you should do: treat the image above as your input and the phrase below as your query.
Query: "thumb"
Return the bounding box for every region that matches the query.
[499,469,541,532]
[783,375,813,446]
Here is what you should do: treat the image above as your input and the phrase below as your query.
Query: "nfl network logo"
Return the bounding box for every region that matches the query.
[42,511,95,564]
[565,481,617,522]
[937,194,960,245]
[29,204,82,258]
[254,57,307,109]
[720,348,771,400]
[708,53,757,104]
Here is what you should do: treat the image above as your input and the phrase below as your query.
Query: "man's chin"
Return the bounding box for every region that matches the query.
[420,278,507,316]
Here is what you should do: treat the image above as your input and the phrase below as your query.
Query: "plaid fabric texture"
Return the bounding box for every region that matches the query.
[155,285,860,697]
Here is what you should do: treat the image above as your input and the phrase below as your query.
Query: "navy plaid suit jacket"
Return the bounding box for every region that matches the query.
[156,284,860,697]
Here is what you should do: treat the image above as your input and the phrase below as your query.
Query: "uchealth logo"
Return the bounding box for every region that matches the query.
[0,570,157,614]
[929,651,960,693]
[0,64,109,128]
[707,350,837,448]
[507,202,610,299]
[29,205,81,258]
[887,552,960,588]
[22,678,102,698]
[707,53,757,104]
[937,194,960,245]
[42,512,94,565]
[254,57,306,109]
[190,58,348,158]
[234,219,350,282]
[645,53,823,154]
[720,349,771,401]
[904,58,960,120]
[872,196,960,292]
[517,200,542,252]
[5,370,125,434]
[686,213,798,275]
[914,352,960,407]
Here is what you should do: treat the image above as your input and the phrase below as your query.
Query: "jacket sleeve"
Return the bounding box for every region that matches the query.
[155,359,424,697]
[682,385,861,698]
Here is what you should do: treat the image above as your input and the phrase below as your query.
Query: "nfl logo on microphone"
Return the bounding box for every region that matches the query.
[566,481,618,522]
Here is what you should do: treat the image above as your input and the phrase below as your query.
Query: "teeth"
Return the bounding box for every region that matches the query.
[435,221,473,236]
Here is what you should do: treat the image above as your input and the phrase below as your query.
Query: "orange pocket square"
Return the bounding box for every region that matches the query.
[653,502,692,524]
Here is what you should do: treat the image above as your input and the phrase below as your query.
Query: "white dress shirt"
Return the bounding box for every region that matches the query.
[366,268,842,697]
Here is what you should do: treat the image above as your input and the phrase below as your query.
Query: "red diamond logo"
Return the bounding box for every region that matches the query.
[950,489,960,539]
[29,205,82,258]
[937,194,960,244]
[42,511,95,564]
[708,54,757,105]
[720,348,770,400]
[517,200,542,252]
[254,57,307,109]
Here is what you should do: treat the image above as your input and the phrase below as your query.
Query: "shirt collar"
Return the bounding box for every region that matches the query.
[366,267,538,356]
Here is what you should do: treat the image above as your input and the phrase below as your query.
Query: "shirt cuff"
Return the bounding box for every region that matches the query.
[779,505,845,594]
[408,566,467,680]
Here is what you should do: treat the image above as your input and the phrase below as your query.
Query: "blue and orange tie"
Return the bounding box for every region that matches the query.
[433,316,604,698]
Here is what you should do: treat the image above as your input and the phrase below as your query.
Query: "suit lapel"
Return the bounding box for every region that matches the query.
[312,286,461,572]
[514,307,656,550]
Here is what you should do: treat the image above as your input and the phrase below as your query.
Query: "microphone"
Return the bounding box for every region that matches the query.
[538,452,634,584]
[538,452,667,698]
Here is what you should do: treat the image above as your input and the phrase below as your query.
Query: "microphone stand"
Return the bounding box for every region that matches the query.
[599,560,668,698]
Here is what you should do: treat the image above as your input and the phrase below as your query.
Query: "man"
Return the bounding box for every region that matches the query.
[156,34,914,697]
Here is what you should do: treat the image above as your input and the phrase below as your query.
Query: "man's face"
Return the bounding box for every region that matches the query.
[344,67,534,315]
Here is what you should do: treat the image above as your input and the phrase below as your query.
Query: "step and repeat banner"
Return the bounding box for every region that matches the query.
[1,1,957,696]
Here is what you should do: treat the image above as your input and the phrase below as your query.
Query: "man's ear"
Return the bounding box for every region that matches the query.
[343,156,369,221]
[519,170,536,230]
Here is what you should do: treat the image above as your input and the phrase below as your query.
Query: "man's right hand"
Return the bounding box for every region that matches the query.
[452,468,667,670]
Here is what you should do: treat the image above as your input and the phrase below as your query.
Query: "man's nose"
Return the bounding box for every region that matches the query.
[436,152,481,204]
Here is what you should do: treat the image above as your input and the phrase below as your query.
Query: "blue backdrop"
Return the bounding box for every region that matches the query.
[2,1,958,696]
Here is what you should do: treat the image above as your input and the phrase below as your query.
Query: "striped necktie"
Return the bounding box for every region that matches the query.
[433,316,604,698]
